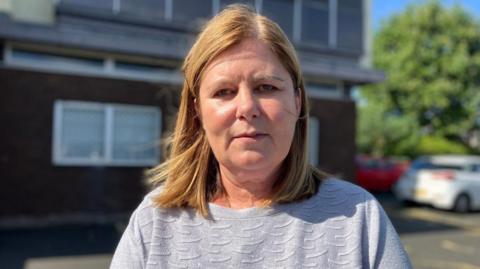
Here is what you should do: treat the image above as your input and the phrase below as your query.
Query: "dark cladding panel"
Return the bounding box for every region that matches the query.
[308,98,356,180]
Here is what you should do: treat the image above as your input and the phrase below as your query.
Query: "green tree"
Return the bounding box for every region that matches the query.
[357,101,420,157]
[359,0,480,157]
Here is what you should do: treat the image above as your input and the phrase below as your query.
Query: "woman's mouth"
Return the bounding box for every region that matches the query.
[233,132,268,141]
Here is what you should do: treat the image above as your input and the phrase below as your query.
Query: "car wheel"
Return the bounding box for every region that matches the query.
[453,194,470,213]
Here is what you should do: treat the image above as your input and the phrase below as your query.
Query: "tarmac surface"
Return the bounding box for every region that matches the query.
[0,223,121,269]
[1,193,480,269]
[379,193,480,269]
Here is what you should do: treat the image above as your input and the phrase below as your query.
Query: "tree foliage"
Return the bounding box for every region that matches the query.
[357,101,420,157]
[359,0,480,157]
[416,135,469,155]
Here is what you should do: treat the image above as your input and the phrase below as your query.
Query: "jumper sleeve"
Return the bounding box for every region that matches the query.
[364,193,413,269]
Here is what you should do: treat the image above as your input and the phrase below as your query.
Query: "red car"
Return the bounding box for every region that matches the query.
[355,156,409,192]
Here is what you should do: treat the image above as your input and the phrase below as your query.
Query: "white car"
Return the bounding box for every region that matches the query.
[393,155,480,212]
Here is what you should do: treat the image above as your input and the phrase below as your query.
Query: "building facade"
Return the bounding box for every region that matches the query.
[0,0,383,222]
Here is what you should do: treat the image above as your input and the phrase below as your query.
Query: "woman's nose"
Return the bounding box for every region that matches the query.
[235,86,260,120]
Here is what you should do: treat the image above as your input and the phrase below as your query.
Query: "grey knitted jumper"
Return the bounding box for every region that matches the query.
[110,179,412,268]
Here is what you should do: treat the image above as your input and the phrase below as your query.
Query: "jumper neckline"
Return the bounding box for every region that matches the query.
[205,178,333,220]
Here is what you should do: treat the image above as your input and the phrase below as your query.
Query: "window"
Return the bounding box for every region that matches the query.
[262,0,294,39]
[301,0,329,46]
[9,49,104,71]
[115,61,175,75]
[308,116,320,166]
[337,0,363,50]
[466,164,480,172]
[306,83,342,99]
[61,0,114,12]
[53,100,161,166]
[4,45,182,84]
[119,0,166,19]
[172,0,212,26]
[409,160,463,171]
[220,0,255,10]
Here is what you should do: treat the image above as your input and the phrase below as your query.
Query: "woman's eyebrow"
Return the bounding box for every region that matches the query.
[205,77,234,89]
[252,75,285,83]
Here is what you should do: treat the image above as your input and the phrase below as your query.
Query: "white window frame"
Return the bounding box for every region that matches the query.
[52,100,161,167]
[308,116,320,166]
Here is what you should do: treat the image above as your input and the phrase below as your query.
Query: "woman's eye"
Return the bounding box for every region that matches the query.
[213,89,235,97]
[258,84,278,93]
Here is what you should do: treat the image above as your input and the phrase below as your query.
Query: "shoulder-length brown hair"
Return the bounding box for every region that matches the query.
[148,4,326,217]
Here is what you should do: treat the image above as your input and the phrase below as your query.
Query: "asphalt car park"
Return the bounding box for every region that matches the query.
[378,192,480,269]
[1,192,479,269]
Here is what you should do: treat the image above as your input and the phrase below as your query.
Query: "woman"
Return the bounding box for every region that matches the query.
[111,5,412,269]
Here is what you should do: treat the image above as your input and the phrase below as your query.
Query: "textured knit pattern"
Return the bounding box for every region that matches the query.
[110,179,412,268]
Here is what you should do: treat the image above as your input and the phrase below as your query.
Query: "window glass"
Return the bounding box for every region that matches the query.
[173,0,212,26]
[53,101,161,166]
[337,0,361,9]
[112,108,158,161]
[337,0,363,50]
[61,107,105,159]
[409,160,463,171]
[11,49,103,70]
[119,0,165,19]
[61,0,113,11]
[115,61,175,73]
[262,0,294,39]
[220,0,255,10]
[307,83,341,99]
[466,164,479,172]
[301,0,329,46]
[308,83,337,91]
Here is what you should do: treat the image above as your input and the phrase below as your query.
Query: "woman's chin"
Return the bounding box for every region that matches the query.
[230,153,276,171]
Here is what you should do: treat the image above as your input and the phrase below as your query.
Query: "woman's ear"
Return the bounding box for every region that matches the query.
[194,98,201,122]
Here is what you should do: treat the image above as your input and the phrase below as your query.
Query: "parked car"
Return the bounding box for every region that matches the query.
[393,155,480,212]
[355,155,409,192]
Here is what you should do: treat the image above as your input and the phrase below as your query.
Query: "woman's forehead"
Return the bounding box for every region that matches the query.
[201,39,288,81]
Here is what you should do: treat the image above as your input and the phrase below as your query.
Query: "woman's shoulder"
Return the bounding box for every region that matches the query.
[317,177,375,200]
[305,177,382,216]
[125,187,163,233]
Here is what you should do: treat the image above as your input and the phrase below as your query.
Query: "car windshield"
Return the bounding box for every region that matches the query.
[410,160,463,171]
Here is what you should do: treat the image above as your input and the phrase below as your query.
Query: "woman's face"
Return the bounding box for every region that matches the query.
[197,39,300,178]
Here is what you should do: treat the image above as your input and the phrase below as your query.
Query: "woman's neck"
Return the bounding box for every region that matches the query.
[212,165,280,209]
